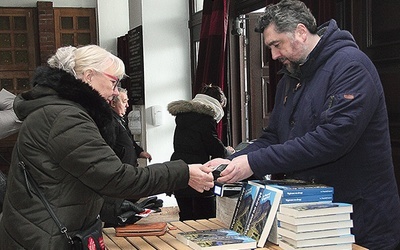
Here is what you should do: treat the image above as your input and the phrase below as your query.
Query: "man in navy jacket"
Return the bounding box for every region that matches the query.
[211,1,400,249]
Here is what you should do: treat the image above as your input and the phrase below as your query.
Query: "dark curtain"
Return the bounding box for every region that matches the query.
[194,0,230,140]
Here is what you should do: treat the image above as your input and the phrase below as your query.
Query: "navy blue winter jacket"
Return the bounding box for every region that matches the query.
[232,20,400,250]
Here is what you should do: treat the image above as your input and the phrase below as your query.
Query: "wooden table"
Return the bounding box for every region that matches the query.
[102,217,368,250]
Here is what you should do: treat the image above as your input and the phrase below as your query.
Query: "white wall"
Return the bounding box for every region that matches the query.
[129,0,191,164]
[129,0,191,207]
[96,0,129,55]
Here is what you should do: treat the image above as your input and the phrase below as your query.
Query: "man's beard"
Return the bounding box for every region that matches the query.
[285,60,300,74]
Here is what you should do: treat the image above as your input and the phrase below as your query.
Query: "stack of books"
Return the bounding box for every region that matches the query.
[277,202,355,250]
[249,179,335,244]
[176,181,283,249]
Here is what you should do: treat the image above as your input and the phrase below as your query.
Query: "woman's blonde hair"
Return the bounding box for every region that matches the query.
[47,45,125,80]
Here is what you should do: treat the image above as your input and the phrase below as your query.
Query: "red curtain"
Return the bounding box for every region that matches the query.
[194,0,229,96]
[194,0,230,140]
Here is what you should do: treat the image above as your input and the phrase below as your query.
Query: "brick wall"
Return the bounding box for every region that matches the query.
[37,1,56,66]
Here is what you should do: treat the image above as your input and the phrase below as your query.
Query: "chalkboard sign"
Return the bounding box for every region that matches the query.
[128,26,144,105]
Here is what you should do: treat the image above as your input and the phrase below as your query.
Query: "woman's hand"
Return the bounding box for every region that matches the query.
[188,164,214,193]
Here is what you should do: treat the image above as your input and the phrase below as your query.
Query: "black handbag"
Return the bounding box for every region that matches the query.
[19,160,105,250]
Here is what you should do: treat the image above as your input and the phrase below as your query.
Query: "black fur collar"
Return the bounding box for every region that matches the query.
[26,66,116,147]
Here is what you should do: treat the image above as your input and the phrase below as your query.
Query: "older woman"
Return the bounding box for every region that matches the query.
[0,45,214,249]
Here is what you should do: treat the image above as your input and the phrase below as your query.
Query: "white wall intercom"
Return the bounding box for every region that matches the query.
[151,105,163,126]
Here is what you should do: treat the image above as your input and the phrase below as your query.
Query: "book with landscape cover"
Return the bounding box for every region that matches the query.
[186,233,257,250]
[230,182,261,234]
[278,238,353,250]
[176,228,241,245]
[277,212,351,225]
[280,234,355,248]
[244,184,283,247]
[279,220,353,233]
[176,228,257,250]
[279,202,353,218]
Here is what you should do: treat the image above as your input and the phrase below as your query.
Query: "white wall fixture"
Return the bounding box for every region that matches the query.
[151,105,163,126]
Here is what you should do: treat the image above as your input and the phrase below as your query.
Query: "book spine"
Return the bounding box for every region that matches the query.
[282,188,334,197]
[280,194,333,204]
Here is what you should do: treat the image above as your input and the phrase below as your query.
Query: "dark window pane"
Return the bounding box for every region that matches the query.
[0,34,11,48]
[0,51,12,65]
[15,50,28,64]
[61,17,73,29]
[61,33,74,46]
[0,16,10,30]
[78,17,90,30]
[17,78,30,90]
[14,16,27,30]
[15,33,27,48]
[77,33,91,45]
[0,79,14,91]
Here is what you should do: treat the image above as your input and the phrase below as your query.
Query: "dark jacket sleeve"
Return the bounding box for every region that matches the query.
[47,107,190,200]
[200,117,227,159]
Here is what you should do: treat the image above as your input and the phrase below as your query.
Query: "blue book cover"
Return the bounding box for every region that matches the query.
[250,179,334,197]
[230,183,261,235]
[280,194,333,204]
[244,184,283,248]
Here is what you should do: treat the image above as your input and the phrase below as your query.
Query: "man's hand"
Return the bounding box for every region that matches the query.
[139,151,152,162]
[216,155,253,183]
[204,158,231,170]
[188,164,214,193]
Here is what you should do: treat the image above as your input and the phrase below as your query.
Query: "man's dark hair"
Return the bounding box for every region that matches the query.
[255,0,317,34]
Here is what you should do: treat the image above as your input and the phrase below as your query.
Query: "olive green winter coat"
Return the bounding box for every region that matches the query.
[0,67,188,249]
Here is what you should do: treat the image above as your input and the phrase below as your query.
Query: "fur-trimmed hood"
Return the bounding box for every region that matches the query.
[14,66,116,146]
[168,94,224,122]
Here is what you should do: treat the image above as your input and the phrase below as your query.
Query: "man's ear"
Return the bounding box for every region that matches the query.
[296,23,308,41]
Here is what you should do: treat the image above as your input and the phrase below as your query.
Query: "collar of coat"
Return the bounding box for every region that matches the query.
[19,66,116,147]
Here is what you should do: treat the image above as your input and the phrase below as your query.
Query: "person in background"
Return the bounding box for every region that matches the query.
[110,87,152,166]
[207,1,400,249]
[168,84,235,221]
[0,89,21,218]
[0,44,214,249]
[0,89,21,140]
[100,87,156,227]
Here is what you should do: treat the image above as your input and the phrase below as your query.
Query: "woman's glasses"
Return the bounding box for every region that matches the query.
[102,72,120,90]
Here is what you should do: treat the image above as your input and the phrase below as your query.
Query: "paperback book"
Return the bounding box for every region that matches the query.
[277,227,351,240]
[250,179,334,198]
[280,234,355,248]
[244,184,283,247]
[277,212,351,225]
[187,233,257,250]
[280,194,333,204]
[176,228,241,245]
[279,202,353,218]
[279,220,354,233]
[278,239,353,250]
[230,182,261,234]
